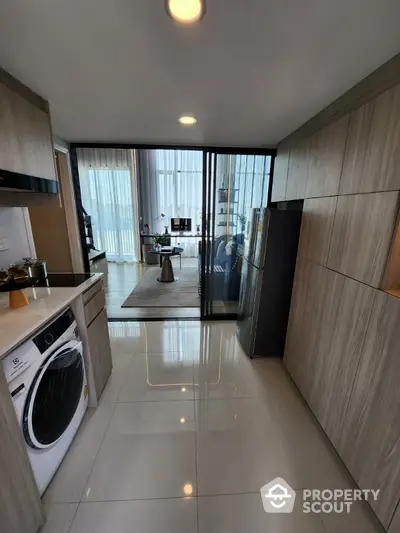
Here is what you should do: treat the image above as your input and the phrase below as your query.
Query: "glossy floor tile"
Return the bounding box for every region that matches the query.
[41,503,78,533]
[118,352,195,402]
[69,499,197,533]
[83,401,196,501]
[42,402,115,504]
[42,320,383,532]
[195,397,353,496]
[198,493,324,533]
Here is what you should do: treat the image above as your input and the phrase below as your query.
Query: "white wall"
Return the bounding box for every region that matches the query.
[0,207,36,268]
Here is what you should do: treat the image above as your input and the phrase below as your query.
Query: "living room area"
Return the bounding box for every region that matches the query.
[74,146,271,320]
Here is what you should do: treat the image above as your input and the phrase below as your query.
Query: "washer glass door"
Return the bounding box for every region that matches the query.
[23,340,84,449]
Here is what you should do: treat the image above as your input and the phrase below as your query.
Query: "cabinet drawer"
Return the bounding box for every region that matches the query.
[82,280,103,306]
[84,289,105,326]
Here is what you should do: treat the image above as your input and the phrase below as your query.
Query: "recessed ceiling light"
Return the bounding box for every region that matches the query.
[178,114,197,126]
[166,0,205,24]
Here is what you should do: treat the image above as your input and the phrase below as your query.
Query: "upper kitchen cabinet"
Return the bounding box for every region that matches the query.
[327,191,399,287]
[306,115,349,198]
[298,196,337,266]
[0,79,56,182]
[338,291,400,529]
[340,84,400,194]
[271,147,289,202]
[285,137,310,200]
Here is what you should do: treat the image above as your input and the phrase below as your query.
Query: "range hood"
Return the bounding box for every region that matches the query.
[0,169,59,194]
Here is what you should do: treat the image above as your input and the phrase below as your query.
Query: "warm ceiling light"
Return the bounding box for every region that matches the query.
[178,115,197,126]
[166,0,205,24]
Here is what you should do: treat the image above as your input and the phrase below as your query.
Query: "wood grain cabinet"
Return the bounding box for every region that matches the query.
[340,84,400,194]
[327,191,399,287]
[0,82,56,180]
[298,196,337,266]
[306,115,349,198]
[338,291,400,529]
[271,147,290,202]
[284,259,328,403]
[0,367,44,533]
[87,309,113,398]
[284,262,375,447]
[285,137,310,200]
[306,271,375,446]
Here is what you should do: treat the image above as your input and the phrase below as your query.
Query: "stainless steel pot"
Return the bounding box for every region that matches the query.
[21,258,48,280]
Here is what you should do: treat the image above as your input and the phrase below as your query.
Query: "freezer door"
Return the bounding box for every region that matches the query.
[237,258,261,357]
[244,208,269,269]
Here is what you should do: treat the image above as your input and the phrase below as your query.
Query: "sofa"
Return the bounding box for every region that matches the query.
[198,233,244,302]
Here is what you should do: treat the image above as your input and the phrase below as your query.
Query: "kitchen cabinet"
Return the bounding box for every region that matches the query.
[306,115,349,198]
[87,309,113,398]
[271,147,290,202]
[338,291,400,529]
[340,84,400,194]
[0,81,56,181]
[284,259,328,402]
[285,137,310,200]
[298,196,337,266]
[0,366,44,533]
[306,271,375,446]
[327,191,399,287]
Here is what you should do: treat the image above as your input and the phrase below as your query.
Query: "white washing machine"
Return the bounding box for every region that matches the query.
[2,307,88,495]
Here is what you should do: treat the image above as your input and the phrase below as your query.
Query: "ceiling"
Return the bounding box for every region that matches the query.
[0,0,399,147]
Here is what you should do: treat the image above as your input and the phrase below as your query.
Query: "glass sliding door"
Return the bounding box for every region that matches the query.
[201,150,272,320]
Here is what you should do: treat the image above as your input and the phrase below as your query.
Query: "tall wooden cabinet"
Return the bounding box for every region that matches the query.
[338,291,400,529]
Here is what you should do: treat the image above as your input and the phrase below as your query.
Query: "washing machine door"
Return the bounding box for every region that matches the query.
[23,340,84,450]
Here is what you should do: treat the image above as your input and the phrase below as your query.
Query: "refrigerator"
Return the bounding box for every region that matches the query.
[237,207,302,358]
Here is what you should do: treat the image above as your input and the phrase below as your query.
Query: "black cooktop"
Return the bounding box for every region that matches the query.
[39,273,94,287]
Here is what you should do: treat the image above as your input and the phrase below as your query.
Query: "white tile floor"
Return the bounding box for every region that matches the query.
[42,320,384,533]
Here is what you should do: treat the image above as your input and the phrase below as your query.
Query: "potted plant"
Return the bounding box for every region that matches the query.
[238,213,247,232]
[152,233,170,248]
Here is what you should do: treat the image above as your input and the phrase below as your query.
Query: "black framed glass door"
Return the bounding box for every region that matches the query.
[200,150,273,320]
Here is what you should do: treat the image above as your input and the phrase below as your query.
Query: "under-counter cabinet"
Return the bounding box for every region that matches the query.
[83,282,112,399]
[338,291,400,529]
[0,367,44,533]
[87,309,113,398]
[0,81,56,181]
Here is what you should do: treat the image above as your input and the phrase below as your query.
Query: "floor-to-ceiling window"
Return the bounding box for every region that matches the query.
[137,149,203,257]
[77,148,139,262]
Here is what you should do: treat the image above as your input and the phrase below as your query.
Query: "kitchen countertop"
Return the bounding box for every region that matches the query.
[0,273,103,360]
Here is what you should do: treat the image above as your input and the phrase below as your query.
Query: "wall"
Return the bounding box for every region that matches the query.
[0,207,35,268]
[274,55,400,531]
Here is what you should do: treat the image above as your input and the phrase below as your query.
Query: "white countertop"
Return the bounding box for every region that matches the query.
[0,274,103,360]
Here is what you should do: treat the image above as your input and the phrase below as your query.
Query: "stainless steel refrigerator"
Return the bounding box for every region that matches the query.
[237,207,302,358]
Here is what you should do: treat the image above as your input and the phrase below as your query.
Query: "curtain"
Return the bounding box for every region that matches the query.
[137,149,203,257]
[77,148,140,262]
